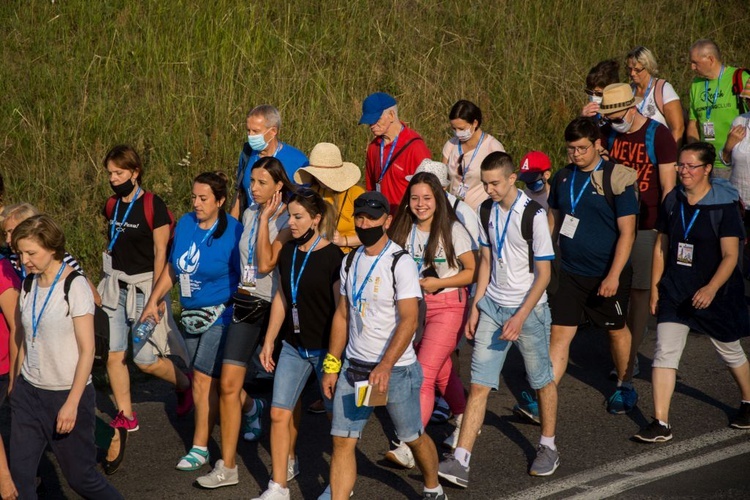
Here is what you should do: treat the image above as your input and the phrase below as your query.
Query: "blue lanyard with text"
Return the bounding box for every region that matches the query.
[186,218,219,268]
[291,235,322,306]
[351,240,392,310]
[378,129,402,184]
[636,78,653,114]
[705,65,725,121]
[494,191,522,262]
[246,209,261,267]
[108,186,142,252]
[457,132,485,183]
[680,203,700,241]
[409,224,428,273]
[569,159,603,215]
[31,263,66,344]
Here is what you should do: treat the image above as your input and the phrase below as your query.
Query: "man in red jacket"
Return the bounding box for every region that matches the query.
[360,92,431,214]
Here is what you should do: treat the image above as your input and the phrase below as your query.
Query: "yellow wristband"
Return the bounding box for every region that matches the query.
[323,353,342,374]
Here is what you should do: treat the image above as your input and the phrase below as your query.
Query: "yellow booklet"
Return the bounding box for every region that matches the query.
[354,380,388,407]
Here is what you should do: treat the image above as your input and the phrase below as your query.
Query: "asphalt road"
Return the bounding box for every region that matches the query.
[10,325,750,499]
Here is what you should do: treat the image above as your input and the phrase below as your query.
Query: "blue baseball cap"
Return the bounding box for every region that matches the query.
[359,92,397,125]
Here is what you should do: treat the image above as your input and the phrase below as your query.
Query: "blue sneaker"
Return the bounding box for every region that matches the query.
[513,391,540,424]
[607,386,638,414]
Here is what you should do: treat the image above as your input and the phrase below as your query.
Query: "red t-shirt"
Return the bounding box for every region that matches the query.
[606,119,677,230]
[365,123,431,214]
[0,258,21,375]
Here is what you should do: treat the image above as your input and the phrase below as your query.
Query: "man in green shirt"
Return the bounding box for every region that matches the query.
[687,39,749,177]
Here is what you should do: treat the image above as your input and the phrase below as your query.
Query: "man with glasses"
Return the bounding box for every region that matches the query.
[320,191,445,500]
[598,83,677,405]
[547,117,639,415]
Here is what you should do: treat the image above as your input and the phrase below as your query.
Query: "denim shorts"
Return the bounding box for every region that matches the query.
[184,322,228,379]
[104,288,157,365]
[470,296,553,390]
[272,341,332,412]
[331,359,423,442]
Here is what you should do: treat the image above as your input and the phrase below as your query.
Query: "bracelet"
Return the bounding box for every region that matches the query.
[323,353,342,374]
[344,235,349,247]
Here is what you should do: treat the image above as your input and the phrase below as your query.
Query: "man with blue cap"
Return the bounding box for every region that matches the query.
[360,92,431,215]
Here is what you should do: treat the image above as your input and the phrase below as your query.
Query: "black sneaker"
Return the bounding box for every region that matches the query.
[730,402,750,429]
[633,419,672,443]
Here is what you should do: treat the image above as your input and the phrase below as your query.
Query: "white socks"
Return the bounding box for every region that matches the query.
[454,447,471,467]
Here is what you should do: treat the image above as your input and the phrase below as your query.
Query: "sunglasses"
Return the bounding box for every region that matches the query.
[354,198,387,211]
[294,187,317,198]
[602,112,630,125]
[584,88,604,98]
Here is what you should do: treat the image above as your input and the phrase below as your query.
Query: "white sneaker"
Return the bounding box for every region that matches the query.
[443,413,464,449]
[196,459,239,489]
[252,480,290,500]
[287,457,299,482]
[385,440,415,469]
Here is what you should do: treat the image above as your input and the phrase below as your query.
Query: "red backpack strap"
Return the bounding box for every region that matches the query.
[105,195,118,220]
[732,68,748,95]
[143,191,155,232]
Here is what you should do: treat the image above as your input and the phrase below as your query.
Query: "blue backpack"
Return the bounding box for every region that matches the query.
[606,119,660,169]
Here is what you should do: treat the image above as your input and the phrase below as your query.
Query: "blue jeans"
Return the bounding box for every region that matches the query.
[104,288,157,365]
[184,323,228,379]
[331,359,423,442]
[272,341,332,412]
[470,296,553,390]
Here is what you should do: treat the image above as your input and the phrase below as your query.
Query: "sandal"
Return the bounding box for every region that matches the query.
[175,447,209,471]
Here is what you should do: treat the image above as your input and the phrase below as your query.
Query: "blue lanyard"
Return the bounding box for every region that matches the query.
[409,224,428,273]
[378,129,402,184]
[705,65,725,121]
[680,203,700,241]
[246,209,261,267]
[108,186,142,252]
[31,263,66,342]
[569,159,603,215]
[457,132,485,183]
[351,240,392,310]
[290,235,322,305]
[636,78,653,114]
[185,218,219,267]
[494,191,522,261]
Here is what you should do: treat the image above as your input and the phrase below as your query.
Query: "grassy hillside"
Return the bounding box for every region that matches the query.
[1,0,748,273]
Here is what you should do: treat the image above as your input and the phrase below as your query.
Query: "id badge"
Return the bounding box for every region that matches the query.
[375,182,382,193]
[28,342,41,371]
[703,121,715,141]
[179,273,192,297]
[677,242,694,267]
[560,214,580,239]
[357,299,368,318]
[496,260,509,285]
[292,305,300,333]
[102,251,113,275]
[457,183,469,200]
[241,264,257,288]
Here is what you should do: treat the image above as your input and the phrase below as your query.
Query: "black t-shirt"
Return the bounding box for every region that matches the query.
[277,241,344,350]
[104,193,171,276]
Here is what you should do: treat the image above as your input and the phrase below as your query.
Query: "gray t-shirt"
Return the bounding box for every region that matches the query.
[21,272,94,390]
[239,205,290,301]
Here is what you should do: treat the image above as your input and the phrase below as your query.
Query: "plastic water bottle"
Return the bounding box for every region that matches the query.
[132,315,158,357]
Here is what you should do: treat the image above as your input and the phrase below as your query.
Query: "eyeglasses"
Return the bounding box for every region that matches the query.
[584,88,604,98]
[627,66,647,75]
[354,197,387,211]
[676,163,707,171]
[457,153,465,176]
[566,144,593,155]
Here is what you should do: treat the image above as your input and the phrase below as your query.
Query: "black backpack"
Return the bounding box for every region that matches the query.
[23,271,110,368]
[479,197,544,273]
[343,246,409,304]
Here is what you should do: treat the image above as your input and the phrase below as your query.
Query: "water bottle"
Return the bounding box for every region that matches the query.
[132,315,158,357]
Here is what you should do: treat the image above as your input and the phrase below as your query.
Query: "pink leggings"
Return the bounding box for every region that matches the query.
[415,288,468,426]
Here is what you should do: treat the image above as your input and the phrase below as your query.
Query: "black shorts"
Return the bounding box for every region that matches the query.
[550,266,632,330]
[0,373,8,407]
[222,310,269,368]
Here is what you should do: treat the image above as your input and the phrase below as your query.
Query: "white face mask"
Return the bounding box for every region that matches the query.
[455,127,473,142]
[610,111,634,133]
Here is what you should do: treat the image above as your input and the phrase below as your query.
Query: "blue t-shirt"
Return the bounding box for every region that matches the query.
[237,142,308,203]
[548,161,639,277]
[170,212,242,323]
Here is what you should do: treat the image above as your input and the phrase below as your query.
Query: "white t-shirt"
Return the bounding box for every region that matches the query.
[404,221,476,294]
[728,113,750,207]
[477,191,555,307]
[340,241,422,366]
[21,273,95,391]
[636,80,680,128]
[447,192,480,247]
[240,205,290,301]
[443,133,505,210]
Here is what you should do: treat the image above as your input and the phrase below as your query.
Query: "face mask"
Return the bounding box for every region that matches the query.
[247,130,269,151]
[589,95,603,105]
[454,127,473,142]
[355,225,385,247]
[110,178,136,197]
[610,111,634,133]
[526,178,546,193]
[293,226,316,245]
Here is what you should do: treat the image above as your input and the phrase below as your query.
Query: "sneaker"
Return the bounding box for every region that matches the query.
[242,399,266,442]
[423,490,448,499]
[512,391,540,425]
[307,399,327,414]
[633,419,673,443]
[730,402,750,429]
[437,454,469,488]
[287,457,299,482]
[442,414,463,449]
[430,397,452,424]
[606,386,638,414]
[196,459,239,489]
[252,480,290,500]
[317,484,353,499]
[110,411,139,432]
[529,444,560,476]
[176,373,194,417]
[385,441,415,469]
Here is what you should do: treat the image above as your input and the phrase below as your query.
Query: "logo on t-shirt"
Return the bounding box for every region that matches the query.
[177,243,200,274]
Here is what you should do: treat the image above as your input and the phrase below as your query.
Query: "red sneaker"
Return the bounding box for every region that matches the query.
[110,411,139,432]
[176,373,194,417]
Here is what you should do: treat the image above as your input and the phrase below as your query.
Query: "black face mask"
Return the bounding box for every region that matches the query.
[293,226,316,245]
[355,225,385,247]
[110,179,136,198]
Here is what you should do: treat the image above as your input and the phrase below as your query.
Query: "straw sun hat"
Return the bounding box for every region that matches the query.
[599,82,643,115]
[294,143,361,192]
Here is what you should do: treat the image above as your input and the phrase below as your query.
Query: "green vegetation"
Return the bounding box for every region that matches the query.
[1,0,748,273]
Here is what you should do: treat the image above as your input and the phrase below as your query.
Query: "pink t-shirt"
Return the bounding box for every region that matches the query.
[442,133,505,211]
[0,258,21,375]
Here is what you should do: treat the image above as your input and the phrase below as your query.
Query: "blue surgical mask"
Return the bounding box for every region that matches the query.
[526,178,546,193]
[247,131,269,151]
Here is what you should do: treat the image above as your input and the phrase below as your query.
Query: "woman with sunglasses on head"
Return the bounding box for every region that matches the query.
[634,142,750,443]
[443,100,505,210]
[385,172,477,467]
[140,171,243,473]
[252,189,342,499]
[195,157,295,489]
